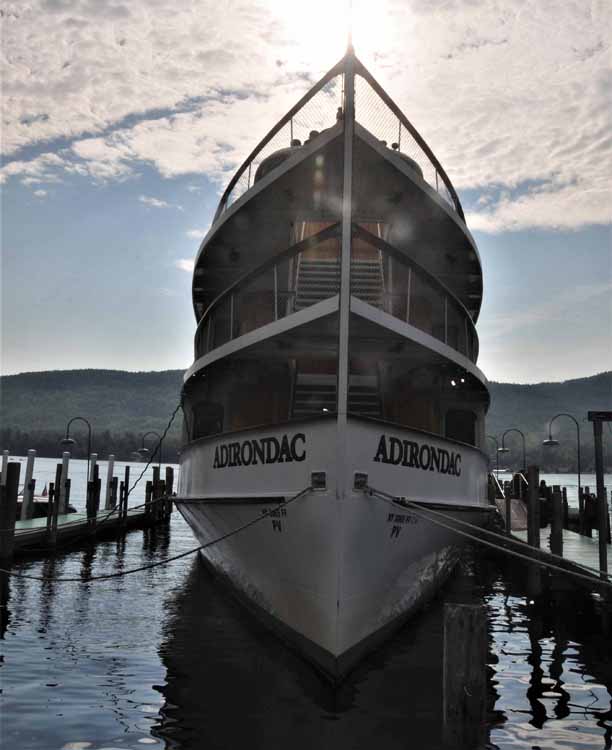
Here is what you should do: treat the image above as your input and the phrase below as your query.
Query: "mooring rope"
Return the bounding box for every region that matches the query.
[126,402,183,498]
[0,486,311,583]
[367,486,612,591]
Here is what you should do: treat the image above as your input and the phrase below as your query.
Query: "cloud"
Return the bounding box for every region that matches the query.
[0,152,66,184]
[139,195,170,208]
[480,281,612,338]
[0,0,610,232]
[185,228,208,239]
[33,189,47,198]
[466,183,612,233]
[175,259,195,272]
[138,194,183,210]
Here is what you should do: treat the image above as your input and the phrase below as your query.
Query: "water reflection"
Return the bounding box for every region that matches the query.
[488,559,612,748]
[1,518,612,750]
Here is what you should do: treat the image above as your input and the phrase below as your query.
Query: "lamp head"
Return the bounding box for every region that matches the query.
[137,447,150,456]
[60,436,76,447]
[542,438,559,447]
[497,447,510,454]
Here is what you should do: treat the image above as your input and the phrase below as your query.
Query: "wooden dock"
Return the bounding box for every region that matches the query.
[12,507,159,556]
[1,458,175,561]
[513,525,612,577]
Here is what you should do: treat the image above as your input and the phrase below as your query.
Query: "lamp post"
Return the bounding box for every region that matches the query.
[542,412,581,514]
[138,431,163,469]
[498,428,526,473]
[60,416,93,481]
[486,435,500,475]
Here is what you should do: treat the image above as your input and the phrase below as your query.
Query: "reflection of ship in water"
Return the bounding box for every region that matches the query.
[153,558,478,750]
[177,44,493,679]
[154,554,612,749]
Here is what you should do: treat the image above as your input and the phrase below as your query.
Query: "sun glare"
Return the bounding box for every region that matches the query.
[267,0,396,69]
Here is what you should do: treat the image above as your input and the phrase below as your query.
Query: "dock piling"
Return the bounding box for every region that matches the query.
[527,465,542,596]
[0,462,21,562]
[58,451,70,514]
[443,603,486,748]
[551,486,563,556]
[1,450,8,483]
[145,480,153,521]
[121,466,130,526]
[527,465,540,548]
[110,476,118,508]
[104,454,115,510]
[21,449,36,520]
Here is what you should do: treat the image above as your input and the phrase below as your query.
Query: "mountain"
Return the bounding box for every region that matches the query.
[1,369,610,469]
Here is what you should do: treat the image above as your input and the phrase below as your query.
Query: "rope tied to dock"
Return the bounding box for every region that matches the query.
[0,486,312,583]
[366,486,612,591]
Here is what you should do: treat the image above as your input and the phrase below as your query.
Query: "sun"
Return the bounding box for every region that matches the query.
[266,0,397,69]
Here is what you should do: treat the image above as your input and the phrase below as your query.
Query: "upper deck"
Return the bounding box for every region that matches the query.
[191,53,483,325]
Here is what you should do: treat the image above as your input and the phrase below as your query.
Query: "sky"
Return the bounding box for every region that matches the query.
[1,0,611,384]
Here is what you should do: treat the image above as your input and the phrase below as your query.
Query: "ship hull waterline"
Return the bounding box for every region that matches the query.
[176,416,493,680]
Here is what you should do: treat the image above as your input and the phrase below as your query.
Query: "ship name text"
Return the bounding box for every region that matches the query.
[373,435,461,476]
[213,433,306,469]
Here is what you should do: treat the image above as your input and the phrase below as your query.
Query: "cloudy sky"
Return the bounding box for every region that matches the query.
[1,0,611,383]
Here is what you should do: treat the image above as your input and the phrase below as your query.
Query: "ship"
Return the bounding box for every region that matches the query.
[176,46,493,680]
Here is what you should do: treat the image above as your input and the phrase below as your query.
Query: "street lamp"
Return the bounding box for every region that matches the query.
[498,428,526,473]
[486,435,500,475]
[60,416,93,481]
[543,412,581,515]
[138,431,163,469]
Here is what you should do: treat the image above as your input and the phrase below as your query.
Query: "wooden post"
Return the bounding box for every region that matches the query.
[104,454,115,510]
[93,467,101,529]
[145,480,153,521]
[20,449,36,520]
[122,466,130,524]
[592,418,608,578]
[89,453,98,482]
[527,465,540,548]
[46,482,58,547]
[165,466,174,517]
[561,487,569,529]
[119,481,125,525]
[65,478,71,511]
[86,481,93,519]
[443,603,487,748]
[110,476,118,508]
[527,465,542,597]
[505,493,512,536]
[0,463,21,562]
[584,487,593,537]
[58,451,70,514]
[551,486,563,557]
[1,450,8,483]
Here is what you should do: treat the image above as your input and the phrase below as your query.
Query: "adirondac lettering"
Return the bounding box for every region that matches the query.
[373,434,462,476]
[213,434,306,469]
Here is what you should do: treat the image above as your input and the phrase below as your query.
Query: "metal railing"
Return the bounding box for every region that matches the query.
[353,65,464,219]
[214,65,345,220]
[353,225,478,361]
[194,224,341,358]
[194,223,478,364]
[212,53,465,225]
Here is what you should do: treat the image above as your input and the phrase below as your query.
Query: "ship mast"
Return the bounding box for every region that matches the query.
[336,46,355,501]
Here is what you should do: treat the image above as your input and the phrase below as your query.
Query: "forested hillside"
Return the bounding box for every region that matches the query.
[1,369,610,469]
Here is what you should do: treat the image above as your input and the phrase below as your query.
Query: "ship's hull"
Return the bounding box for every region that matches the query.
[176,416,492,680]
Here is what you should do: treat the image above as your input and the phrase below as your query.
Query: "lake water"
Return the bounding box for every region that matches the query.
[2,458,612,749]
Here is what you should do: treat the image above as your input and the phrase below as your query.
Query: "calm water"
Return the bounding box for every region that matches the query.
[2,459,612,749]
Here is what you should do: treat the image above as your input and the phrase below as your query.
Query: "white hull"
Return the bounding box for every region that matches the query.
[177,416,492,678]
